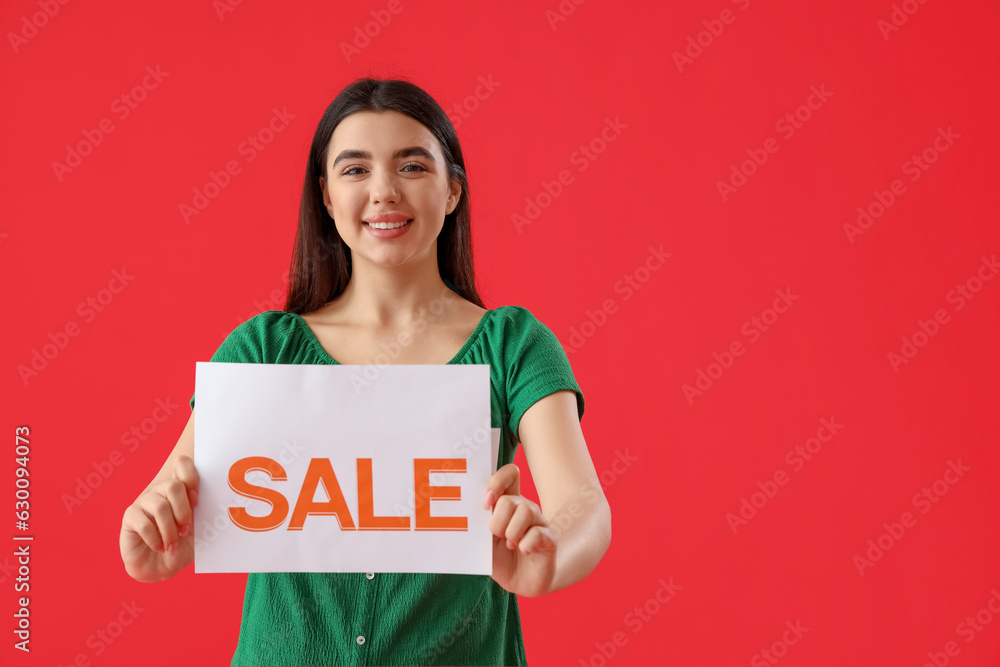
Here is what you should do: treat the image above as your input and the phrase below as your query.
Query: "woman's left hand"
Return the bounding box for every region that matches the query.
[484,463,557,597]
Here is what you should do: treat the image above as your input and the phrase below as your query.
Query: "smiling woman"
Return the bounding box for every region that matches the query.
[120,77,610,667]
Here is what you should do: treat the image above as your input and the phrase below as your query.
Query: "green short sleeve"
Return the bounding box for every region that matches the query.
[503,306,585,443]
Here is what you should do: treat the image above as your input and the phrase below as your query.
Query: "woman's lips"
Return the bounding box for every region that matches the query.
[363,219,413,239]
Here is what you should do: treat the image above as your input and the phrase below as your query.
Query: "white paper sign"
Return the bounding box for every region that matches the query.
[192,362,495,575]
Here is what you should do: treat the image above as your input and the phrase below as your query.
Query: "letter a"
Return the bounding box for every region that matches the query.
[288,458,356,530]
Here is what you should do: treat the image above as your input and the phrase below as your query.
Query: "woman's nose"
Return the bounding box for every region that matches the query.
[369,168,399,204]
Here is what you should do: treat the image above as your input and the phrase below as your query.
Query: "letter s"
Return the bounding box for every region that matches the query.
[237,140,256,162]
[902,160,921,182]
[228,456,289,531]
[110,98,130,121]
[946,288,966,311]
[570,150,588,173]
[613,279,633,301]
[77,301,96,324]
[785,451,805,473]
[911,491,931,515]
[121,431,141,453]
[624,611,642,634]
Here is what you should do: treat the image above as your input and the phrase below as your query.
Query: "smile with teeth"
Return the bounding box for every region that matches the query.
[365,219,413,229]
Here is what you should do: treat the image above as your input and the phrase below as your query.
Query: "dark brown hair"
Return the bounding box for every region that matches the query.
[283,77,484,315]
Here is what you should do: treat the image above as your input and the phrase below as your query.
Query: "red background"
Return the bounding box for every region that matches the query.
[3,0,1000,665]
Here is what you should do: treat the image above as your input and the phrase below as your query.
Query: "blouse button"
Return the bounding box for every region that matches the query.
[365,572,375,580]
[356,635,366,645]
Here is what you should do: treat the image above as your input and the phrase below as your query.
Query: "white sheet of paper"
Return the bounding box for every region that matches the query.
[192,362,495,575]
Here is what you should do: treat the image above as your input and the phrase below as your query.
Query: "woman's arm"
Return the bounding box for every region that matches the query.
[517,390,612,594]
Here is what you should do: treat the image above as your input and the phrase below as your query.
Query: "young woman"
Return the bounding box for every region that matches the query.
[120,77,612,666]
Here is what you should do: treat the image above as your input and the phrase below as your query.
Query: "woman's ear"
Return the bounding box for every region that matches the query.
[447,180,462,215]
[319,176,331,209]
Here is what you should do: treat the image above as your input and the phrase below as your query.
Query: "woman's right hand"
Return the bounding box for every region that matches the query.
[120,454,200,583]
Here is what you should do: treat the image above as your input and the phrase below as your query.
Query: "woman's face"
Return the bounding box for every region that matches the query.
[320,110,461,268]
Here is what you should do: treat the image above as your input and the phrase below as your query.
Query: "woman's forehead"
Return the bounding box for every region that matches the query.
[329,111,437,155]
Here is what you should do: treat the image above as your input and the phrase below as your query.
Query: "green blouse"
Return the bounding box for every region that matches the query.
[188,305,585,666]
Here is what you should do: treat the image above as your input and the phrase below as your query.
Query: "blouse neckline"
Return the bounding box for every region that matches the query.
[287,308,496,365]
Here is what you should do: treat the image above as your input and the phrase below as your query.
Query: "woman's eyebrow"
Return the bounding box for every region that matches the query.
[332,146,437,167]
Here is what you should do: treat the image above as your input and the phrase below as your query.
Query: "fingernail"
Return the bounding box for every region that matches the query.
[190,489,199,507]
[506,539,515,550]
[168,543,176,556]
[178,523,189,537]
[483,490,496,510]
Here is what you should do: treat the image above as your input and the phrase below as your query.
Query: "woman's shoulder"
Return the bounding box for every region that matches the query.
[489,304,548,329]
[236,309,300,333]
[209,310,309,363]
[482,305,567,356]
[223,310,302,348]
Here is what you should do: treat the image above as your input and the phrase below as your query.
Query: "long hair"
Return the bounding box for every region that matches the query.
[283,77,484,314]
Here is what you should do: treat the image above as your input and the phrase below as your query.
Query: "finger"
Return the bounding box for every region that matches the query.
[139,485,183,551]
[484,463,519,509]
[173,455,200,494]
[122,504,165,553]
[504,502,541,548]
[489,494,531,541]
[172,456,200,532]
[136,493,172,552]
[518,525,556,555]
[488,494,517,539]
[158,478,194,546]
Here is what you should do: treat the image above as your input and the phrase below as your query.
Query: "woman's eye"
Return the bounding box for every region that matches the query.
[342,163,427,176]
